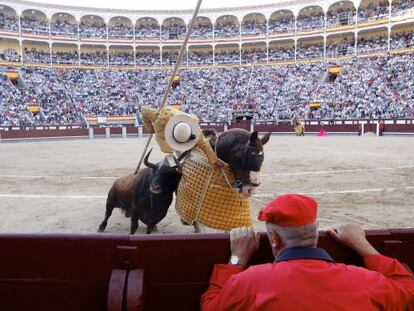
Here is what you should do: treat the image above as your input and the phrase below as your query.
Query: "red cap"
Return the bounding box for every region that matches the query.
[258,194,318,227]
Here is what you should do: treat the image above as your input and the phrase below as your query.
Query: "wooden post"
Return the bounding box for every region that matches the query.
[88,127,94,139]
[127,269,145,311]
[107,269,128,311]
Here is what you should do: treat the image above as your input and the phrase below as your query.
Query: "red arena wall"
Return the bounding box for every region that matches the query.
[0,121,413,141]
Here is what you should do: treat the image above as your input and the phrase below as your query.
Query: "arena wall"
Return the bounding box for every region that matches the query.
[381,123,414,133]
[0,120,413,142]
[0,127,88,139]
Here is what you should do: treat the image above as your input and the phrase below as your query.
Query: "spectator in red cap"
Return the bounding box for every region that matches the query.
[201,194,414,311]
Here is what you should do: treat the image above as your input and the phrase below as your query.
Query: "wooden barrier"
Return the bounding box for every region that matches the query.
[229,120,251,131]
[0,120,413,142]
[382,123,414,133]
[0,128,88,139]
[0,229,413,310]
[303,124,360,133]
[199,123,225,132]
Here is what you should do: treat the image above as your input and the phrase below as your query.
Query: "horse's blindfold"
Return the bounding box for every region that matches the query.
[237,149,264,172]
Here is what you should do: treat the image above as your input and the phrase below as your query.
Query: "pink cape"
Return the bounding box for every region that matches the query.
[317,128,327,137]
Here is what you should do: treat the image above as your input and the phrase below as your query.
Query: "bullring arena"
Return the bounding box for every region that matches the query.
[0,134,413,234]
[1,0,414,309]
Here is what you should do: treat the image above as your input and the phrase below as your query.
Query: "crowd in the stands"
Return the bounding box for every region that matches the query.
[326,40,355,57]
[391,31,414,49]
[135,23,160,39]
[162,50,179,65]
[327,7,356,26]
[357,36,388,53]
[0,68,82,126]
[0,48,20,62]
[188,51,213,65]
[52,50,78,65]
[241,19,267,36]
[241,49,267,63]
[1,2,414,127]
[191,23,213,38]
[80,51,107,65]
[23,47,50,64]
[0,12,19,31]
[0,29,408,67]
[2,2,414,40]
[392,0,414,14]
[215,49,240,64]
[20,14,49,35]
[1,53,414,127]
[161,23,186,40]
[214,21,239,38]
[268,47,295,61]
[79,20,106,38]
[109,52,134,66]
[358,1,389,22]
[297,44,324,59]
[108,22,134,39]
[51,19,78,37]
[297,12,325,30]
[136,50,161,65]
[268,15,295,34]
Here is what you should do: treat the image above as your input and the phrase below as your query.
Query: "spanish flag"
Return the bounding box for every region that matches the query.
[5,69,18,81]
[309,102,322,108]
[171,103,181,111]
[172,74,180,82]
[171,74,180,89]
[27,103,40,116]
[328,65,342,74]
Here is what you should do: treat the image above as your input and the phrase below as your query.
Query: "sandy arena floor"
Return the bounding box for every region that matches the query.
[0,134,413,234]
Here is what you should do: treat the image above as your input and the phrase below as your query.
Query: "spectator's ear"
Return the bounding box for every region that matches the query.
[271,231,280,247]
[267,230,282,258]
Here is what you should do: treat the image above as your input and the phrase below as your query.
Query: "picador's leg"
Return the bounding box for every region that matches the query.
[98,188,116,232]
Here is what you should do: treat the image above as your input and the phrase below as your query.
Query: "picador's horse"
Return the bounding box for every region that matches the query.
[212,128,270,196]
[181,128,271,232]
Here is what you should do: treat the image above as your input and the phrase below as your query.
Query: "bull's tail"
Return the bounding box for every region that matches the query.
[98,187,117,232]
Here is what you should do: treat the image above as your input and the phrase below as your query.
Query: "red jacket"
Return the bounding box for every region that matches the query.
[201,248,414,311]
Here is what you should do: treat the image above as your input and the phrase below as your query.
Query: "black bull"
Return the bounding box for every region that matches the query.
[98,151,181,234]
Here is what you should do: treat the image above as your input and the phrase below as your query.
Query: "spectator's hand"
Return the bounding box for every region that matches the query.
[229,227,260,268]
[327,223,379,257]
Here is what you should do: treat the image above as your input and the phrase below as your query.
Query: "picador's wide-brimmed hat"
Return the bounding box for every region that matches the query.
[165,114,201,152]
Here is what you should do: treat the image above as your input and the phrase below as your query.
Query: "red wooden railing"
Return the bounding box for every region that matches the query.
[0,119,413,141]
[0,229,413,310]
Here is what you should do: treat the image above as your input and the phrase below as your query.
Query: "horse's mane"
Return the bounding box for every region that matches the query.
[207,128,251,163]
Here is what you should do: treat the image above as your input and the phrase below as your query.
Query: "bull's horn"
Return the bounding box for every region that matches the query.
[170,150,190,168]
[144,148,157,169]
